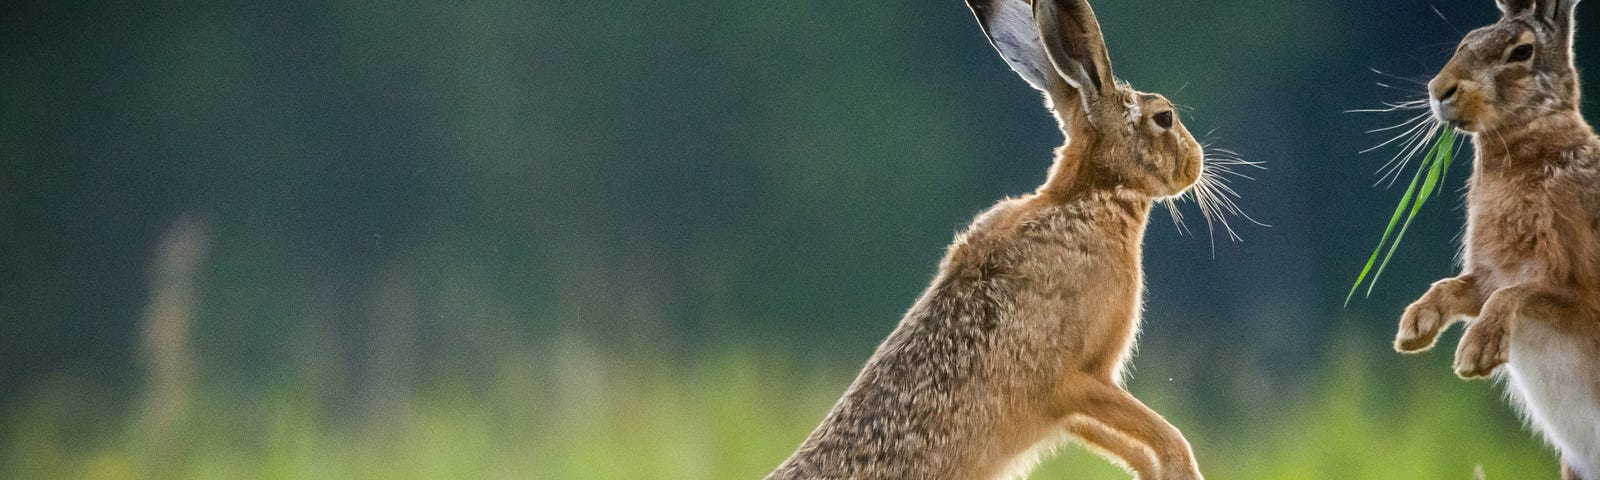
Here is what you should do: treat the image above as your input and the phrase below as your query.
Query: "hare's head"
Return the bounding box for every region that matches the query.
[1429,0,1583,133]
[967,0,1203,198]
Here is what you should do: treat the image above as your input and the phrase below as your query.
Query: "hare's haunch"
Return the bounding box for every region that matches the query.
[767,0,1206,478]
[1393,0,1600,477]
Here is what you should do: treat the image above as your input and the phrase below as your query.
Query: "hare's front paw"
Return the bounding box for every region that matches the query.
[1396,296,1449,352]
[1454,316,1509,379]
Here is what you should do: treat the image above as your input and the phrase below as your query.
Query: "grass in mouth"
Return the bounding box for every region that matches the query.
[1346,126,1459,305]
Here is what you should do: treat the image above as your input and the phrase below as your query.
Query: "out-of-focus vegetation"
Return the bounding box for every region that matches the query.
[0,340,1556,479]
[5,0,1600,478]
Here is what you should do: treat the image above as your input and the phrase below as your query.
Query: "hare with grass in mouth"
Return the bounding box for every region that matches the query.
[1392,0,1600,477]
[765,0,1252,478]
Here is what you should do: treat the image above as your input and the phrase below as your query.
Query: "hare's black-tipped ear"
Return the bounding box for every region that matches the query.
[1497,0,1537,16]
[966,0,1053,92]
[1546,0,1581,40]
[1034,0,1116,107]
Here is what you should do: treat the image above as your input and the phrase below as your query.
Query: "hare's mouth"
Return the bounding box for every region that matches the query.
[1431,101,1476,133]
[1158,147,1263,246]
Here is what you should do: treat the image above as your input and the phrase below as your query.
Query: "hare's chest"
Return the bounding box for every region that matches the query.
[1015,239,1139,306]
[1464,181,1565,286]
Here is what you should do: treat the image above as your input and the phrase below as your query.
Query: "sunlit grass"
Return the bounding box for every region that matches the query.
[1,339,1553,480]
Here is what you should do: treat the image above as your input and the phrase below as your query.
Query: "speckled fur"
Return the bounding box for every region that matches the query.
[767,1,1204,478]
[1393,1,1600,478]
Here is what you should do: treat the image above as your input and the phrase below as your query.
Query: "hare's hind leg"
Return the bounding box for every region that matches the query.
[1063,380,1202,480]
[1564,459,1585,480]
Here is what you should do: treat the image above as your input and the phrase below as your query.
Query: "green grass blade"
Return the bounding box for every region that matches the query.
[1345,152,1430,305]
[1346,127,1456,305]
[1361,147,1435,297]
[1435,129,1459,195]
[1366,131,1454,297]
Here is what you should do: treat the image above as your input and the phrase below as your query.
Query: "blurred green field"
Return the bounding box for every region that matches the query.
[2,337,1555,480]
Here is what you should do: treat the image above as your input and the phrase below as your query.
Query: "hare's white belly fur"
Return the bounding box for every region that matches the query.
[1506,319,1600,478]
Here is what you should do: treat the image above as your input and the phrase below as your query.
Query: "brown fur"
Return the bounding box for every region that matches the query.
[1394,0,1600,477]
[767,0,1204,478]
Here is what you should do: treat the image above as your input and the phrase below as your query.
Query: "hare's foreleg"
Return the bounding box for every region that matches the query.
[1397,274,1484,353]
[1067,381,1202,480]
[1455,283,1579,378]
[1065,416,1161,479]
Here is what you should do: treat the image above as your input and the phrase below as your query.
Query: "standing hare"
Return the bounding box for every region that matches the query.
[1393,0,1600,477]
[766,0,1211,478]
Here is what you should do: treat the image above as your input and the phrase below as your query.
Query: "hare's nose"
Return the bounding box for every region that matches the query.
[1429,80,1460,123]
[1427,73,1459,103]
[1437,84,1459,102]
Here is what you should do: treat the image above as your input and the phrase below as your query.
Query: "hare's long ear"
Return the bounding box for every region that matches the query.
[1497,0,1537,16]
[965,0,1054,92]
[1034,0,1117,113]
[1544,0,1580,43]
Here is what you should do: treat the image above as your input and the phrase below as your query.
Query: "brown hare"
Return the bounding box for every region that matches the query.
[1392,0,1600,478]
[766,0,1217,478]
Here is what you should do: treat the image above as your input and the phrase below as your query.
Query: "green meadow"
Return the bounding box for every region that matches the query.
[3,339,1554,480]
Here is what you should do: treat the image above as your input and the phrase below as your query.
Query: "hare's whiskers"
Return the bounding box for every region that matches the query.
[1430,6,1465,36]
[1368,67,1433,87]
[1376,117,1443,187]
[1361,112,1432,153]
[1351,80,1445,189]
[1375,82,1430,96]
[1161,197,1191,236]
[1371,115,1435,181]
[1180,154,1267,250]
[1366,111,1434,134]
[1346,99,1430,114]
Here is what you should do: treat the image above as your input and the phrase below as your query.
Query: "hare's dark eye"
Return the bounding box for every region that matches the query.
[1507,44,1534,63]
[1152,111,1174,129]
